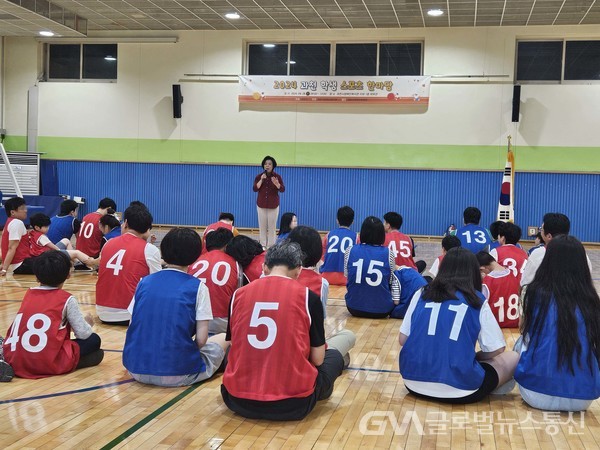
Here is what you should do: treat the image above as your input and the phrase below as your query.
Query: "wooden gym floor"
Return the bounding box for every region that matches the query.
[1,241,600,449]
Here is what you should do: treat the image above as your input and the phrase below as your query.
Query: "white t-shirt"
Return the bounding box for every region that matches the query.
[6,219,28,270]
[520,245,593,287]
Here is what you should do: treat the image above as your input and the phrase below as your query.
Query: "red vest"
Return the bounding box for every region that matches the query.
[483,271,521,328]
[188,249,239,318]
[495,245,528,282]
[1,218,31,265]
[202,222,233,254]
[244,253,265,283]
[77,212,103,257]
[29,229,49,257]
[96,233,149,309]
[297,268,324,297]
[4,289,79,378]
[384,230,416,269]
[223,276,317,401]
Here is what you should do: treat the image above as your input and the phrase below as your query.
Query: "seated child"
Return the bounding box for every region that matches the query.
[1,197,30,275]
[202,212,238,253]
[456,207,492,254]
[3,251,104,378]
[477,252,520,328]
[528,232,544,256]
[276,212,297,243]
[428,235,461,278]
[488,220,504,251]
[47,199,81,244]
[288,226,329,316]
[489,222,528,282]
[99,208,121,250]
[225,235,265,284]
[320,206,357,286]
[123,228,229,387]
[188,228,242,334]
[383,211,426,273]
[389,267,429,319]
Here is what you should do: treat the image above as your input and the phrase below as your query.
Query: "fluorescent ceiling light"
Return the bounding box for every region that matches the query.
[289,60,296,64]
[427,9,444,17]
[39,31,54,37]
[104,56,117,61]
[225,12,240,19]
[263,44,275,48]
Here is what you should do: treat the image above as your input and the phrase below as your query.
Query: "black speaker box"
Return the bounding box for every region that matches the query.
[512,85,521,123]
[173,84,183,118]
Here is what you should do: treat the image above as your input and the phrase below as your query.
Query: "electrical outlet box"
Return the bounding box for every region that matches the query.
[527,226,538,237]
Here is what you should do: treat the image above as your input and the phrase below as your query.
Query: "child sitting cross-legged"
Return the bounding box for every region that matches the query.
[3,251,104,378]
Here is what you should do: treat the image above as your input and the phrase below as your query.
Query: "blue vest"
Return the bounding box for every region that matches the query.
[345,244,393,314]
[400,292,485,390]
[105,227,121,241]
[456,224,491,254]
[123,270,207,376]
[489,241,500,251]
[390,268,428,319]
[47,215,76,244]
[515,302,600,400]
[276,232,290,243]
[320,228,356,273]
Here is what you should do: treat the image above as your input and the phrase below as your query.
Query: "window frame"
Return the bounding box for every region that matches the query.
[45,43,118,83]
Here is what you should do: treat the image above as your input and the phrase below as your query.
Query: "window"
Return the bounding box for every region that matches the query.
[516,41,563,82]
[47,44,117,81]
[565,41,600,81]
[246,41,422,76]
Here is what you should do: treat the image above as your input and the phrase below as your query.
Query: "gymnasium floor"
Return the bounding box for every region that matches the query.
[1,239,599,449]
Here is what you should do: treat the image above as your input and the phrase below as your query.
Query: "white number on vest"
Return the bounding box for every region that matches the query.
[502,258,518,277]
[494,294,520,323]
[462,230,487,244]
[106,249,126,276]
[247,302,279,350]
[191,260,232,286]
[352,258,384,286]
[388,240,411,258]
[327,236,353,254]
[79,221,95,239]
[5,313,52,352]
[424,302,468,341]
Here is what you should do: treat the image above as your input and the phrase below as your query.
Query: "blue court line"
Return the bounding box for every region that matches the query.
[0,379,135,405]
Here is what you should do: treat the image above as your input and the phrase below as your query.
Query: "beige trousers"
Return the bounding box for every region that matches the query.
[257,206,279,248]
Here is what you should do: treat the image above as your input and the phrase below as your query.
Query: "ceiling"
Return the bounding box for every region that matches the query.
[0,0,599,36]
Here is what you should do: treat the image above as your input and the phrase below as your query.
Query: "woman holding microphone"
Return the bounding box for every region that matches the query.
[253,156,285,248]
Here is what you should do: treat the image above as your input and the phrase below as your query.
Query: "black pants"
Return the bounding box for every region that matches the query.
[74,333,104,369]
[347,307,390,319]
[222,349,344,421]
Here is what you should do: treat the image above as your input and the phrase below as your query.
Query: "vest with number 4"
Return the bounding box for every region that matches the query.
[493,245,528,282]
[384,230,416,269]
[400,292,485,390]
[3,289,79,379]
[96,233,149,309]
[223,276,317,401]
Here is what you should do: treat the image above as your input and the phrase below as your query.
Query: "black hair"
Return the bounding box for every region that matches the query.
[522,235,600,375]
[441,235,461,252]
[122,204,153,234]
[463,206,482,225]
[499,222,521,245]
[261,155,277,169]
[4,197,26,216]
[205,227,234,251]
[264,241,303,270]
[226,235,264,268]
[60,200,79,216]
[278,212,296,236]
[160,228,202,266]
[535,231,543,242]
[337,206,354,227]
[218,212,235,223]
[423,247,483,308]
[542,212,570,237]
[33,250,71,287]
[476,251,496,267]
[383,212,403,230]
[98,197,117,210]
[30,213,51,228]
[359,216,386,246]
[287,226,322,267]
[489,220,504,240]
[100,212,121,230]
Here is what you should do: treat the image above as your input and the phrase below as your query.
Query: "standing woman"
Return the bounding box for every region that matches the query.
[515,235,600,411]
[253,156,285,248]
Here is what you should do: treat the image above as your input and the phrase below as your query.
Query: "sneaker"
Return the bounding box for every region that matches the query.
[73,263,93,272]
[343,353,351,370]
[0,360,14,382]
[491,378,516,395]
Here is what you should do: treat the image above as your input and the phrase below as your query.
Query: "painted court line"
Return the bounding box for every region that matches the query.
[0,379,135,405]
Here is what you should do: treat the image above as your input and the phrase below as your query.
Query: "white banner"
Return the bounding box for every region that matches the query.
[239,75,430,105]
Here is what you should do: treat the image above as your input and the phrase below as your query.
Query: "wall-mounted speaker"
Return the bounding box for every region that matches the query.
[173,84,183,118]
[512,85,521,123]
